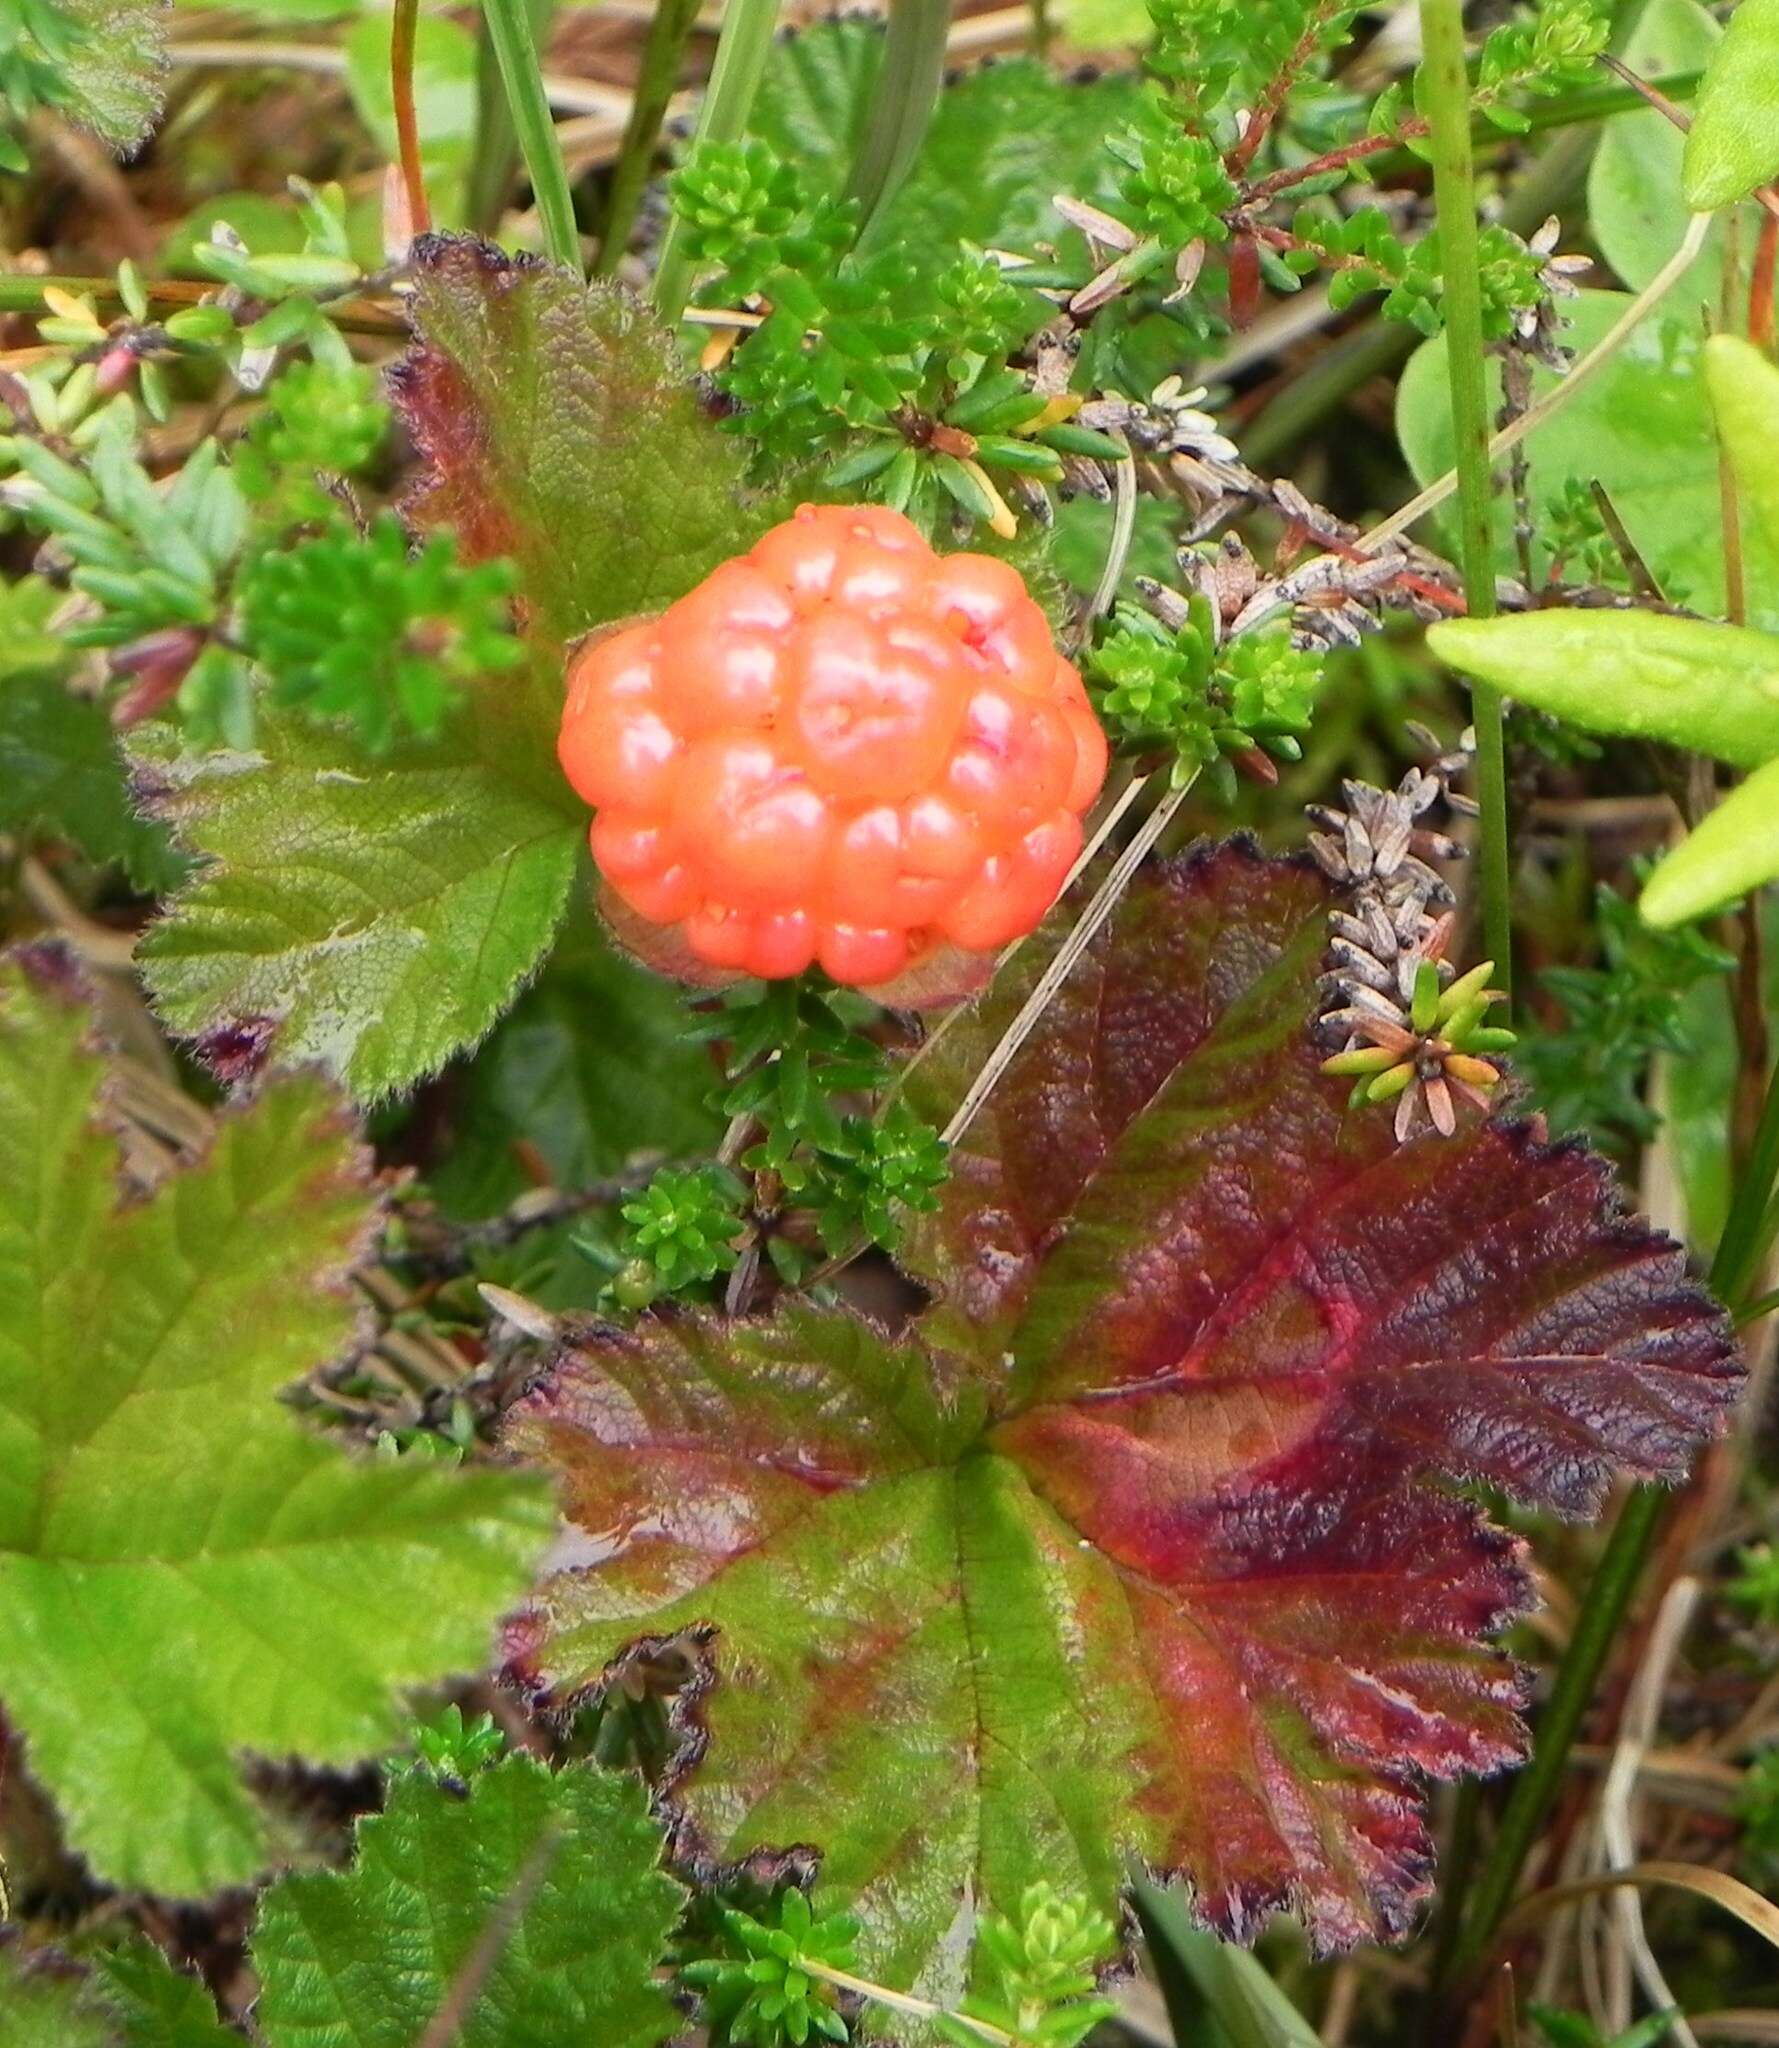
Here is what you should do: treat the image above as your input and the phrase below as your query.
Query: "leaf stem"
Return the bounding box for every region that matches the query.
[1418,0,1511,1000]
[1713,1052,1779,1310]
[846,0,952,234]
[480,0,582,270]
[391,0,432,237]
[799,1958,1012,2046]
[596,0,704,274]
[652,0,782,323]
[469,0,556,234]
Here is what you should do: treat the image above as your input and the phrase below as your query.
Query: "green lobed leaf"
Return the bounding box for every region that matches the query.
[133,706,580,1101]
[392,234,797,655]
[55,0,167,154]
[505,844,1737,2013]
[1427,609,1779,768]
[1682,0,1779,209]
[1588,0,1740,298]
[250,1755,684,2048]
[1640,755,1779,926]
[0,953,555,1894]
[90,1941,238,2047]
[0,597,181,892]
[1398,291,1779,624]
[747,24,1144,267]
[748,19,882,181]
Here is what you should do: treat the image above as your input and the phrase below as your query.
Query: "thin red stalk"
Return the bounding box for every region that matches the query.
[391,0,432,236]
[1752,213,1778,350]
[1242,124,1420,204]
[1228,0,1347,174]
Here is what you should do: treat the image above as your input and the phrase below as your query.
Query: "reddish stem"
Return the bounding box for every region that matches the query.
[1753,212,1778,350]
[391,0,432,238]
[1241,123,1422,206]
[1227,0,1355,175]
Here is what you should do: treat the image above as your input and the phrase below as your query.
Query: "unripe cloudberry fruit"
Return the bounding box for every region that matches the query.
[557,503,1108,995]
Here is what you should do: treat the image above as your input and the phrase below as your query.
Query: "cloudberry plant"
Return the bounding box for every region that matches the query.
[557,503,1108,994]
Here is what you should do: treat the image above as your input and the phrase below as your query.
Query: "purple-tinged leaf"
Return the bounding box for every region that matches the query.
[504,840,1738,2012]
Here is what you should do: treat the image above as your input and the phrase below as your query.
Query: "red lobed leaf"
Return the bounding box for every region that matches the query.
[502,839,1739,2012]
[390,235,798,654]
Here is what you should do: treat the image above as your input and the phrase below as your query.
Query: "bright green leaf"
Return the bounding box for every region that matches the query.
[0,956,554,1894]
[1054,0,1153,47]
[1589,0,1739,296]
[1682,0,1779,209]
[888,57,1144,261]
[91,1941,238,2047]
[133,697,579,1102]
[747,17,881,174]
[1398,291,1779,623]
[1705,331,1779,566]
[1428,608,1779,767]
[747,24,1144,267]
[250,1755,684,2048]
[1641,755,1779,926]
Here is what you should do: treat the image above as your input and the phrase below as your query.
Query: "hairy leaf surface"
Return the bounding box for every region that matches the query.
[394,235,793,651]
[92,1942,238,2047]
[505,844,1737,2009]
[134,709,578,1099]
[136,234,789,1100]
[0,954,554,1893]
[60,0,167,153]
[250,1756,683,2048]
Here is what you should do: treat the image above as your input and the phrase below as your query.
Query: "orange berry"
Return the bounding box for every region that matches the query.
[557,503,1109,994]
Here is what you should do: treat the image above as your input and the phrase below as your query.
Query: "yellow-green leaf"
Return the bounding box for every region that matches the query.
[1428,609,1779,767]
[1682,0,1779,209]
[1641,756,1779,926]
[1705,331,1779,566]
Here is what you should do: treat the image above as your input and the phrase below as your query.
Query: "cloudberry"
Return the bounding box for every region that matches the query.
[558,503,1109,994]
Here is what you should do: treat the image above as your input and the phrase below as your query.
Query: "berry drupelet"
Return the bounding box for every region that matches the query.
[557,503,1108,994]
